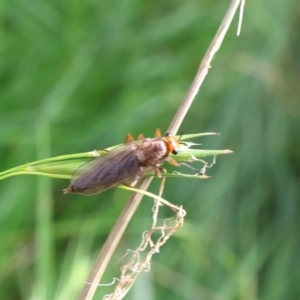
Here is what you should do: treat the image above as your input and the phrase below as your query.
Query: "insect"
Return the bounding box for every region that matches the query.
[63,129,181,195]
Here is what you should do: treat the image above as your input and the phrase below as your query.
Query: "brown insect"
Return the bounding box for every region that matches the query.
[63,129,181,195]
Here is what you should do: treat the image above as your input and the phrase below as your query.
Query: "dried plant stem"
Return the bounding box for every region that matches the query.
[103,205,186,299]
[168,0,242,135]
[78,1,242,299]
[78,178,152,300]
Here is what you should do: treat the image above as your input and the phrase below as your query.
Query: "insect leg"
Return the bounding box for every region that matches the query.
[125,133,135,143]
[137,134,145,140]
[155,128,162,138]
[154,166,162,178]
[165,156,181,167]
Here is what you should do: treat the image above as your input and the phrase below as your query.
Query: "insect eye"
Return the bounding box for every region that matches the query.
[165,132,171,137]
[172,149,178,155]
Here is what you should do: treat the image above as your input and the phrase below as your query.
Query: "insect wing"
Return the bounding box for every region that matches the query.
[69,143,146,195]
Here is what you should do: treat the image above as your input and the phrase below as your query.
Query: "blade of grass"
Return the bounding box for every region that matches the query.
[35,120,54,300]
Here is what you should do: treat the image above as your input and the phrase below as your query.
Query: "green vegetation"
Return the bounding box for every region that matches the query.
[1,0,299,299]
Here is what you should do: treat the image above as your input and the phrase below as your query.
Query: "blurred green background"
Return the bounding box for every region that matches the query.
[1,0,299,299]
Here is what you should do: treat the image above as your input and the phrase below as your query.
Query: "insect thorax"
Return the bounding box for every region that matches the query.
[135,138,168,165]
